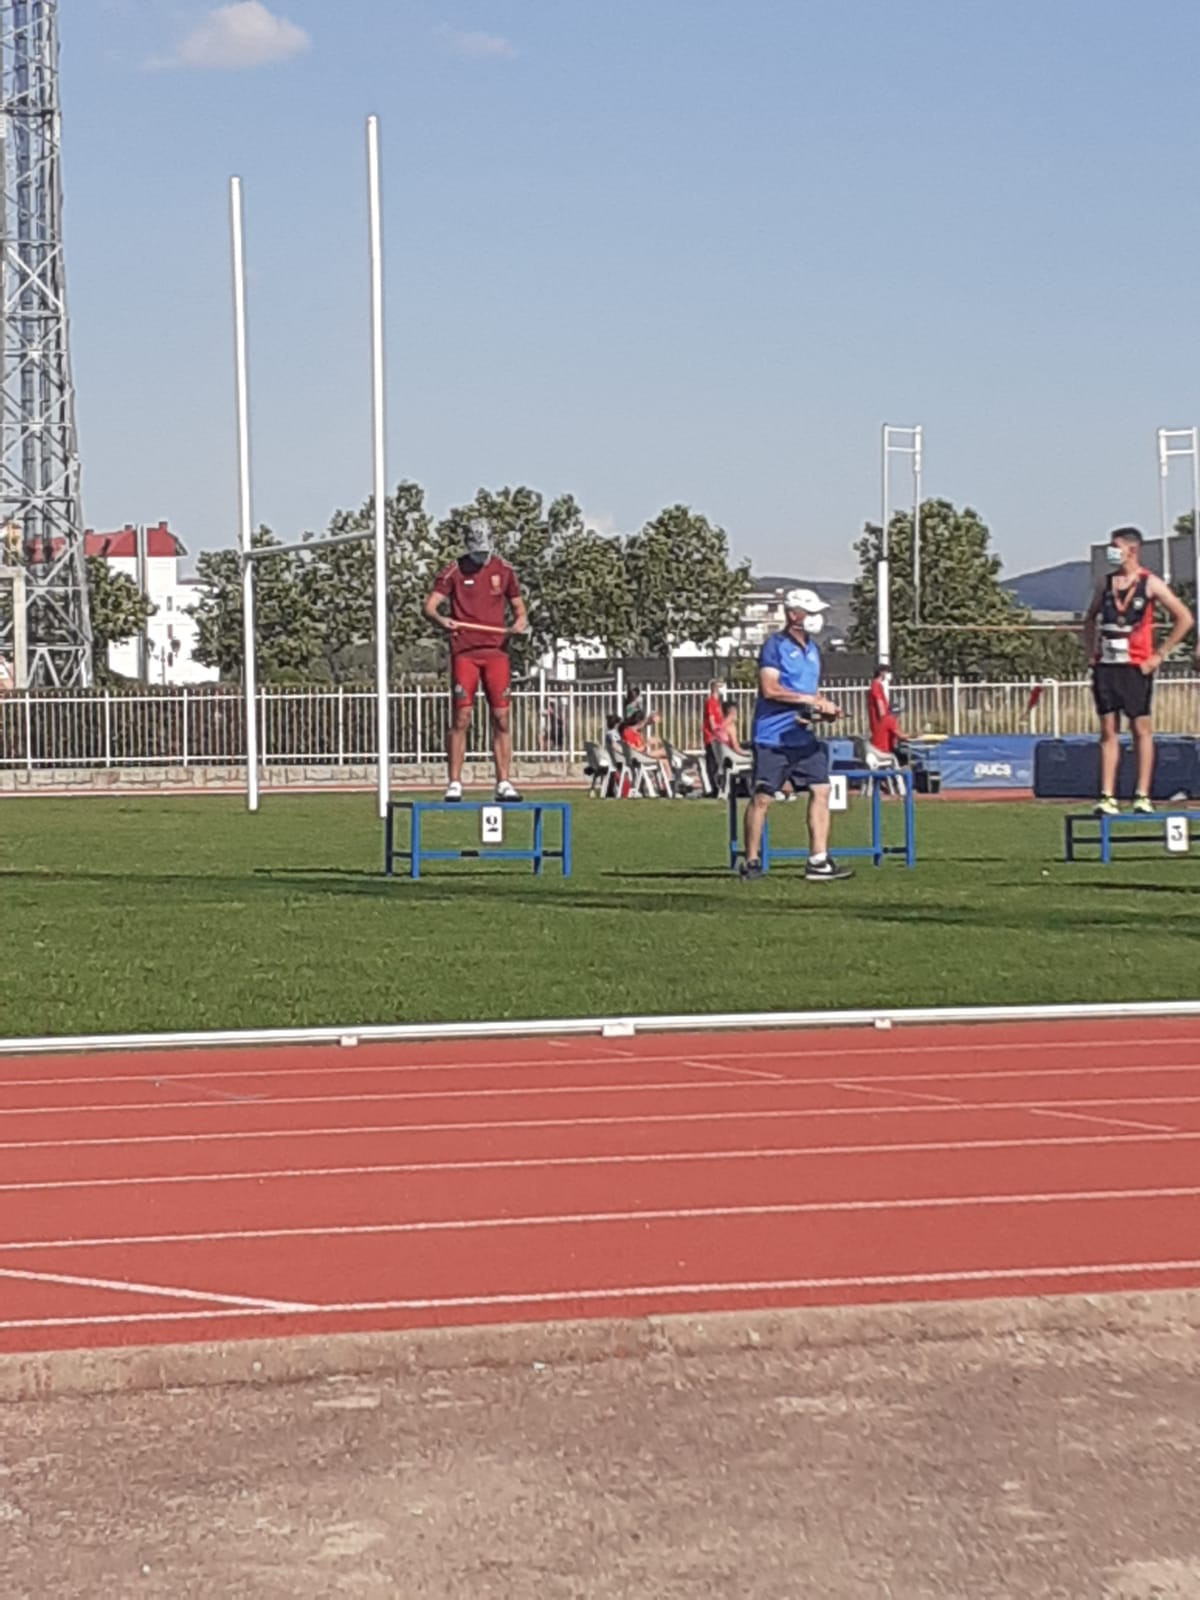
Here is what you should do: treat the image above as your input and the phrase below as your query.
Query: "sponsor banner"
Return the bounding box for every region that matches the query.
[922,737,1036,790]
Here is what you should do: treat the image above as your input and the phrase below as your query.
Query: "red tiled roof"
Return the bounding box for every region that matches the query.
[84,522,185,559]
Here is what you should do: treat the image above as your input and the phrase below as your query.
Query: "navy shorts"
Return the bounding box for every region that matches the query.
[752,743,830,796]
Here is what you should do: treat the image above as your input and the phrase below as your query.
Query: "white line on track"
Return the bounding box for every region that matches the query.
[9,1038,1200,1092]
[830,1078,1177,1135]
[10,1044,1200,1095]
[7,1083,1200,1124]
[1026,1105,1178,1134]
[4,1257,1200,1332]
[3,1127,1200,1193]
[679,1058,789,1083]
[0,1265,314,1312]
[7,1024,1200,1088]
[4,1183,1200,1255]
[6,1096,1200,1154]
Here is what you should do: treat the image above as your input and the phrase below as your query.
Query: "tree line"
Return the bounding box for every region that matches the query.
[185,485,750,685]
[81,484,1196,686]
[847,502,1196,679]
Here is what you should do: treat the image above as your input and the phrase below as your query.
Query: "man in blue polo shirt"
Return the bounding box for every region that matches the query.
[741,587,852,882]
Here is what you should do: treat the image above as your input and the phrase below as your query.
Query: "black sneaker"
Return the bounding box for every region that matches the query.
[738,858,765,880]
[805,856,853,882]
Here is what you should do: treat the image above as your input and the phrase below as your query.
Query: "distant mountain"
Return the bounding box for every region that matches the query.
[749,561,1092,634]
[1005,560,1091,613]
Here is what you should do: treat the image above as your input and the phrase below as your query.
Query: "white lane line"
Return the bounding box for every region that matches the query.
[833,1077,1179,1135]
[10,1035,1200,1090]
[1027,1105,1178,1134]
[7,1085,1200,1124]
[0,1264,315,1312]
[7,1097,1200,1154]
[9,1055,1200,1106]
[831,1080,966,1106]
[0,1076,768,1118]
[3,1184,1199,1255]
[5,1257,1200,1332]
[3,1127,1200,1194]
[679,1058,789,1083]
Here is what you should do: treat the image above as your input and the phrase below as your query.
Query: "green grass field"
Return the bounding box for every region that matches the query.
[0,791,1197,1039]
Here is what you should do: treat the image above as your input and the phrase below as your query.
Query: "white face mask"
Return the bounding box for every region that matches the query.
[802,613,824,635]
[1106,545,1123,566]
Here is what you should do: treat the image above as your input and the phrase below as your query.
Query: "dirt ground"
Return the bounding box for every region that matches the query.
[3,1319,1200,1600]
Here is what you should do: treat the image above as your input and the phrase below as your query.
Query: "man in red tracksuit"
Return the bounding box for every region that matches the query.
[425,520,528,802]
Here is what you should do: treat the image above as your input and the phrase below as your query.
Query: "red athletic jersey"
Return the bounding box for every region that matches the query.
[432,556,520,656]
[702,694,725,746]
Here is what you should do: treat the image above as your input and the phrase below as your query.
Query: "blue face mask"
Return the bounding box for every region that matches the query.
[1106,545,1123,566]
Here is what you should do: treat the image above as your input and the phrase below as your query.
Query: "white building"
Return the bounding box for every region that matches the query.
[86,523,217,686]
[540,585,816,679]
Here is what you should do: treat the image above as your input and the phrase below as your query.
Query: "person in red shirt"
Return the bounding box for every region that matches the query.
[867,664,904,758]
[424,520,528,802]
[702,677,727,793]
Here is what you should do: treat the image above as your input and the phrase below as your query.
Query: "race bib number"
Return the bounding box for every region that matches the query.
[1099,634,1130,665]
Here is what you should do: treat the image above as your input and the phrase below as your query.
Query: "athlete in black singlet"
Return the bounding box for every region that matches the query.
[1083,527,1193,816]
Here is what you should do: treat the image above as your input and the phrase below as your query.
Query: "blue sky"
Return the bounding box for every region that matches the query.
[65,0,1200,580]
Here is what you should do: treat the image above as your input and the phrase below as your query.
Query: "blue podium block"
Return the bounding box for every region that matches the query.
[1064,809,1199,864]
[726,768,916,873]
[385,800,573,880]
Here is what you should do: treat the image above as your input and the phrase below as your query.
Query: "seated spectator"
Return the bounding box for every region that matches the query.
[720,698,748,758]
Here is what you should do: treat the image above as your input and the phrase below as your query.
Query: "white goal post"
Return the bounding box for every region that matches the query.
[230,116,391,817]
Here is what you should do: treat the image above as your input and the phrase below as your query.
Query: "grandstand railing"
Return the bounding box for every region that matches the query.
[0,676,1196,770]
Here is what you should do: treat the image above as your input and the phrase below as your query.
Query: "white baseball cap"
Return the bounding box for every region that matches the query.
[783,587,828,613]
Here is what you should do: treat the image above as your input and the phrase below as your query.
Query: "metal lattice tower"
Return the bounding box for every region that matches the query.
[0,0,91,687]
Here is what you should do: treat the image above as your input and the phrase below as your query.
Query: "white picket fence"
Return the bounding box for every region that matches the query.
[0,675,1196,770]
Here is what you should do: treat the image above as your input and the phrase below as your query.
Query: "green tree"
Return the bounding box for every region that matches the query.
[624,505,750,686]
[302,481,449,679]
[1169,512,1198,659]
[85,555,155,683]
[849,499,1087,679]
[542,526,634,665]
[189,528,323,682]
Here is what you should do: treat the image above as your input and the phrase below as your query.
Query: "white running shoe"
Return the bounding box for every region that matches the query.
[443,781,463,802]
[495,780,523,803]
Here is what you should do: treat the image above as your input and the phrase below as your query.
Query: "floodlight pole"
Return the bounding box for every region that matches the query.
[367,115,390,821]
[1157,426,1199,593]
[879,424,923,667]
[230,176,259,813]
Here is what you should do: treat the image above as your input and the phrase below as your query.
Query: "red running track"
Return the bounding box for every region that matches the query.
[4,1018,1200,1356]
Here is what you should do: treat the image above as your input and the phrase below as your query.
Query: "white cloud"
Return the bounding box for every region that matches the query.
[155,2,311,71]
[438,26,517,61]
[582,509,619,537]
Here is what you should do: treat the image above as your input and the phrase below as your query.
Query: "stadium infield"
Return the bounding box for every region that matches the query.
[0,791,1197,1039]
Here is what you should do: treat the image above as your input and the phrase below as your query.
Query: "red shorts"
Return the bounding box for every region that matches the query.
[451,650,511,713]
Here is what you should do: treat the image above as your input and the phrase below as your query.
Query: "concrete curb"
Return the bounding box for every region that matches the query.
[5,1288,1200,1403]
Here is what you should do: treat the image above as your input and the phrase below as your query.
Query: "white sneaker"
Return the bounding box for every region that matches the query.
[443,781,463,802]
[495,780,522,803]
